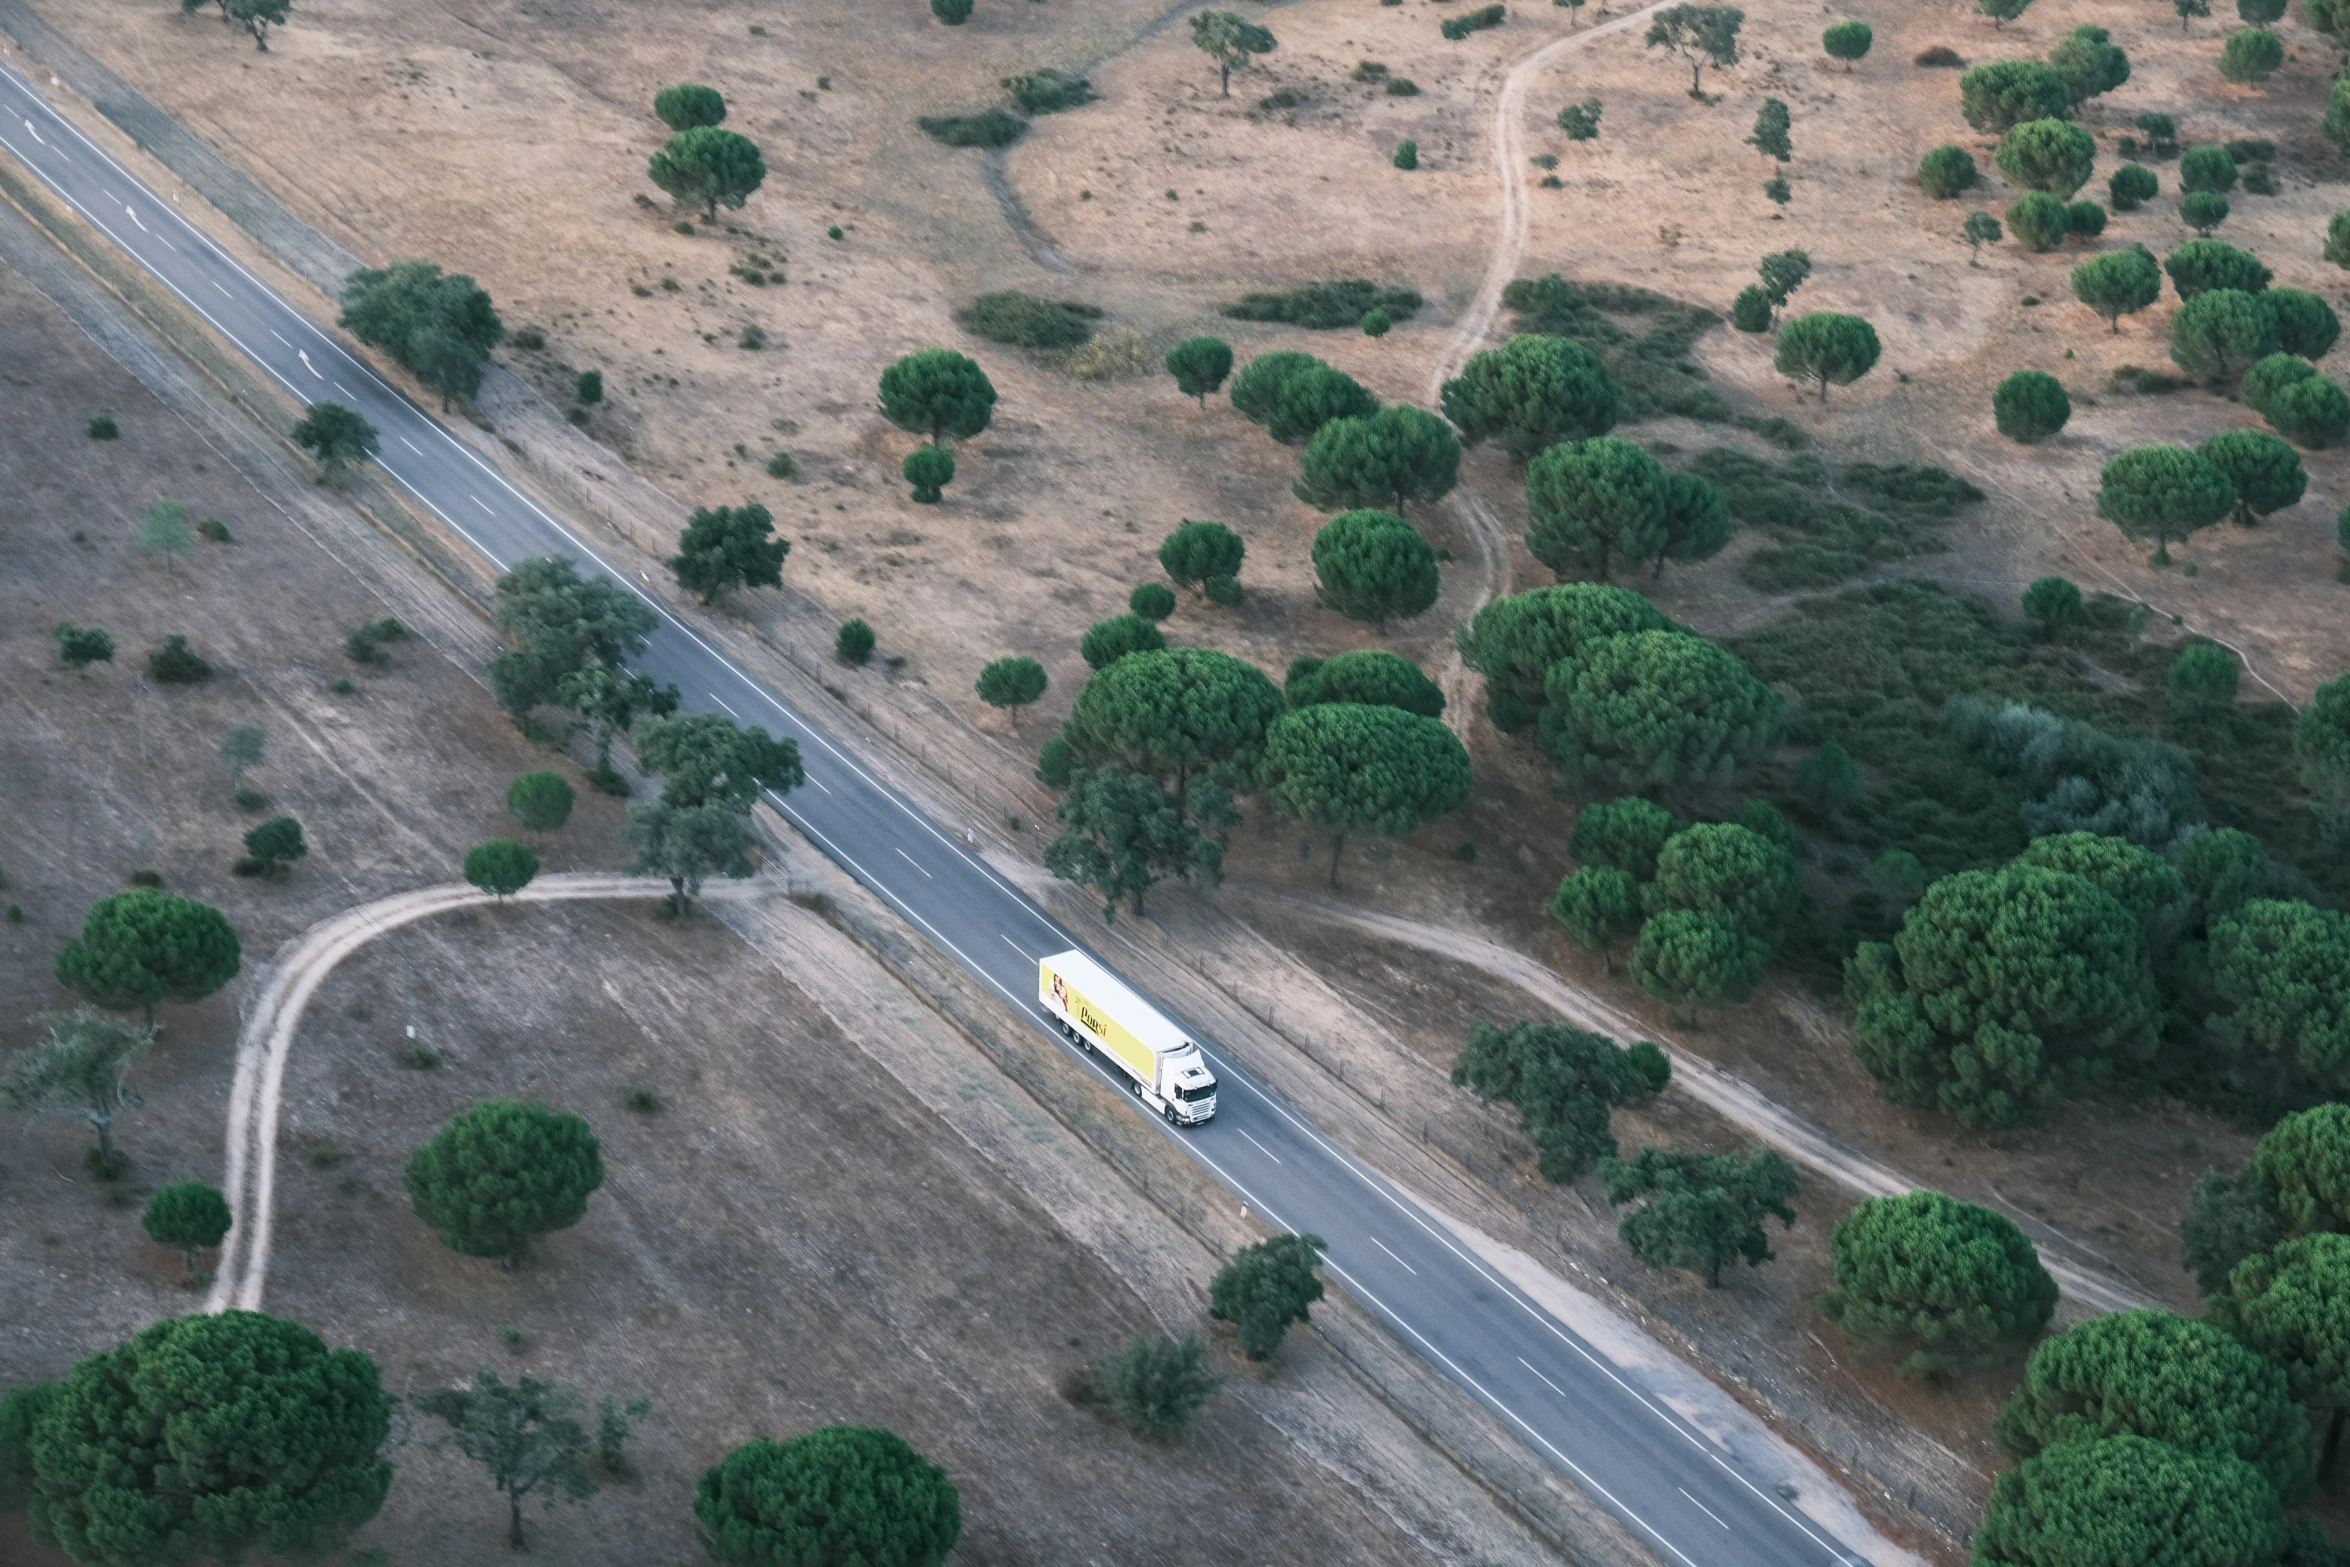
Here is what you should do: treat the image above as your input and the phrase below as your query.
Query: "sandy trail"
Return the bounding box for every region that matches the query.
[1427,3,1669,732]
[203,874,750,1313]
[1228,882,2156,1316]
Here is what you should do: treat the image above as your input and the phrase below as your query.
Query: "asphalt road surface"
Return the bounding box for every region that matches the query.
[1,64,1867,1567]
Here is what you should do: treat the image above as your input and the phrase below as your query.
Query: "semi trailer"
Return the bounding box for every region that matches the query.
[1038,949,1219,1125]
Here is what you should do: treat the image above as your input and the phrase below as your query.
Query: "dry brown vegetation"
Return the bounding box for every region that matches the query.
[14,0,2350,1552]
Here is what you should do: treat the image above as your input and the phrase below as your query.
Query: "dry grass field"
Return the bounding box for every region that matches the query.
[14,0,2350,1551]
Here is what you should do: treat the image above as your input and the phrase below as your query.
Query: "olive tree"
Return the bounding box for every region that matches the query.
[1452,1019,1667,1180]
[339,260,504,409]
[1191,10,1276,96]
[1,1009,154,1176]
[1600,1146,1800,1285]
[289,401,379,482]
[1644,5,1743,95]
[668,501,788,603]
[1044,763,1235,921]
[418,1371,647,1552]
[1209,1234,1326,1358]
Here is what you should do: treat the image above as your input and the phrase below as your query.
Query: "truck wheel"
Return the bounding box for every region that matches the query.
[1162,1103,1179,1126]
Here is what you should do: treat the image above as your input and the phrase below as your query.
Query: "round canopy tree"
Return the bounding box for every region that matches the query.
[1970,1435,2287,1567]
[1773,312,1881,400]
[2211,1234,2350,1460]
[1229,350,1320,424]
[1293,405,1460,514]
[1458,584,1672,732]
[1439,334,1623,464]
[1819,1191,2057,1378]
[1266,365,1378,447]
[1065,646,1284,792]
[463,840,540,900]
[1995,118,2096,196]
[647,126,766,221]
[2267,287,2341,360]
[1990,1308,2311,1498]
[403,1099,604,1264]
[2171,288,2281,384]
[506,770,575,834]
[1647,822,1799,941]
[1822,19,1871,66]
[1157,519,1246,595]
[1957,60,2073,132]
[1311,509,1440,625]
[2267,374,2350,448]
[27,1311,393,1564]
[653,82,727,131]
[696,1426,960,1567]
[2070,246,2163,332]
[1523,436,1672,582]
[2165,239,2273,299]
[1848,863,2158,1126]
[1164,335,1234,406]
[1569,795,1682,881]
[1629,910,1770,1012]
[2197,428,2306,525]
[1919,144,1980,199]
[1257,703,1470,887]
[1994,370,2072,441]
[2097,444,2236,563]
[1284,650,1444,718]
[1539,630,1784,793]
[1078,612,1165,672]
[54,889,241,1027]
[877,348,996,444]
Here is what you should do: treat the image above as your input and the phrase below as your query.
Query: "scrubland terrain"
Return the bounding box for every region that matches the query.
[11,0,2350,1554]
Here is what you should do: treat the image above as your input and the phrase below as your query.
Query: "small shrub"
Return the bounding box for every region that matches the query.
[1353,59,1389,81]
[88,414,119,439]
[827,225,845,240]
[243,816,308,877]
[2108,163,2157,210]
[147,635,212,684]
[1393,139,1419,170]
[836,619,876,665]
[234,786,267,811]
[2242,164,2277,196]
[198,518,232,542]
[1258,88,1301,111]
[1746,416,1810,450]
[1002,67,1095,114]
[1204,573,1244,606]
[2181,190,2230,235]
[54,622,114,669]
[342,615,408,665]
[1129,582,1177,621]
[957,290,1099,349]
[1224,281,1422,330]
[128,869,163,888]
[918,109,1026,148]
[1440,3,1505,39]
[1060,332,1150,381]
[739,324,765,350]
[1914,45,1962,67]
[1386,76,1420,96]
[1730,286,1774,333]
[1094,1335,1221,1437]
[2109,364,2186,395]
[1918,144,1978,199]
[510,326,547,351]
[626,1086,661,1113]
[329,677,355,694]
[2006,191,2070,253]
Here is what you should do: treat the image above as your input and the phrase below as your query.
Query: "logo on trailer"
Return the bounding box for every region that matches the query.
[1051,972,1068,1008]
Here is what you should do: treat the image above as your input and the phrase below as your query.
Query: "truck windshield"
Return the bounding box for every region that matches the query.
[1176,1080,1218,1101]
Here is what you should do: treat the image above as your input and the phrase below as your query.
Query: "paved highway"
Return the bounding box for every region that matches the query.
[1,62,1868,1567]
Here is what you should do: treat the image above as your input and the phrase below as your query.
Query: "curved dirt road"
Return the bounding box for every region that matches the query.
[1231,884,2155,1315]
[1427,3,1667,724]
[204,874,736,1313]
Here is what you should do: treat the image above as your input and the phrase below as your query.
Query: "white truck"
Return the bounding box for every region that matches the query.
[1039,949,1219,1126]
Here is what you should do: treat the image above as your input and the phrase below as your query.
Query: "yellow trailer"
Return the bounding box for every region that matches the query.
[1039,949,1218,1125]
